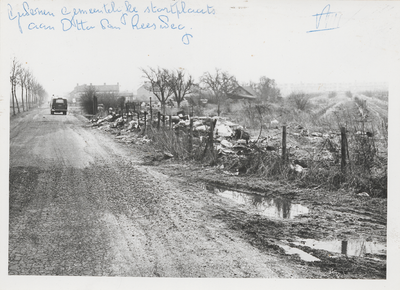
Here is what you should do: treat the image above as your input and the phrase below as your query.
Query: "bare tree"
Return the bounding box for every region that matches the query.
[287,92,311,111]
[27,76,36,109]
[79,85,97,114]
[24,70,32,110]
[10,58,47,113]
[36,83,47,105]
[250,76,281,103]
[140,67,173,114]
[168,69,194,108]
[19,67,30,111]
[10,58,21,115]
[32,81,46,107]
[32,81,38,106]
[200,68,238,116]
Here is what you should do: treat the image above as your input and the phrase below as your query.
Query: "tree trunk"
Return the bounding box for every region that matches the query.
[13,83,20,113]
[21,84,25,112]
[25,86,29,110]
[11,82,15,115]
[161,102,166,115]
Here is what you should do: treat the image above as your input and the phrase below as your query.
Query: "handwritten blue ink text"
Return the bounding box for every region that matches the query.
[7,1,214,44]
[61,18,95,31]
[307,4,342,33]
[8,2,55,33]
[100,18,121,29]
[144,1,215,19]
[28,22,55,31]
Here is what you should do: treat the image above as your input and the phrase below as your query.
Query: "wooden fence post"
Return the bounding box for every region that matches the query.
[169,115,172,129]
[150,97,153,123]
[282,125,287,162]
[157,111,161,130]
[189,118,193,153]
[209,119,215,154]
[341,240,348,255]
[341,127,347,174]
[143,111,147,134]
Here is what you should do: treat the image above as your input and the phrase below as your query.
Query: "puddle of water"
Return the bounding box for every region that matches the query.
[293,238,386,257]
[278,244,320,262]
[206,185,309,219]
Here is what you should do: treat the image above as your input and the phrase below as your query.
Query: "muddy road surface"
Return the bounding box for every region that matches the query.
[9,108,308,278]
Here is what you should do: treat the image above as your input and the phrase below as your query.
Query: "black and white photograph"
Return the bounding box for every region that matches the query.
[1,0,399,289]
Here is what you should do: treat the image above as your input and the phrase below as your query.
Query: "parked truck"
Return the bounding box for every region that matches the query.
[51,98,68,115]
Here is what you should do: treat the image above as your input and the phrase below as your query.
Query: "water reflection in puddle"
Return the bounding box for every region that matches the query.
[293,238,386,257]
[206,185,309,219]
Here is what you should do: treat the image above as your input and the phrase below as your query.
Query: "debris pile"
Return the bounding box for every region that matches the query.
[88,111,341,172]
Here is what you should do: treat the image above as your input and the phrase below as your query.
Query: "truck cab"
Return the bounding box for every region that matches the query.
[51,98,68,115]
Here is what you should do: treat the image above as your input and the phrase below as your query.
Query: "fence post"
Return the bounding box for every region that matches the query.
[150,97,153,123]
[162,114,166,127]
[282,125,287,162]
[143,111,147,134]
[189,118,193,153]
[157,111,161,130]
[169,115,172,129]
[209,119,215,154]
[341,240,348,255]
[93,95,97,115]
[137,111,140,126]
[341,127,347,174]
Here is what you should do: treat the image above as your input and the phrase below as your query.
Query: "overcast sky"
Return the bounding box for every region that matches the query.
[1,0,399,97]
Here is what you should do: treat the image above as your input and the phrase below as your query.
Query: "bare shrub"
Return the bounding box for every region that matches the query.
[80,86,97,114]
[287,92,311,111]
[219,151,287,178]
[147,127,217,163]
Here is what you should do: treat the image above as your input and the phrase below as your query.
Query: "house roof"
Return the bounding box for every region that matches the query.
[96,84,119,92]
[228,86,258,100]
[117,91,134,97]
[228,93,257,100]
[241,86,258,96]
[72,83,120,93]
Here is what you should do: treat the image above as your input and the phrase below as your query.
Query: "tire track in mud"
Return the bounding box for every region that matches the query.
[9,166,111,275]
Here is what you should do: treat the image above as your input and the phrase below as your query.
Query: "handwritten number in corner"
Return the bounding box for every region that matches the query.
[307,4,342,33]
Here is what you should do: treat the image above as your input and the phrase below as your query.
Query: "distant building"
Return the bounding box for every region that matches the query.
[118,91,134,102]
[228,86,258,100]
[70,83,120,99]
[135,82,158,103]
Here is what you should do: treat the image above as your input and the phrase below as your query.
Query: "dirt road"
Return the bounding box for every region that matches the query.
[9,108,306,277]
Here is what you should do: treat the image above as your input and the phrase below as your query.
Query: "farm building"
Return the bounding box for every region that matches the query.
[228,86,258,100]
